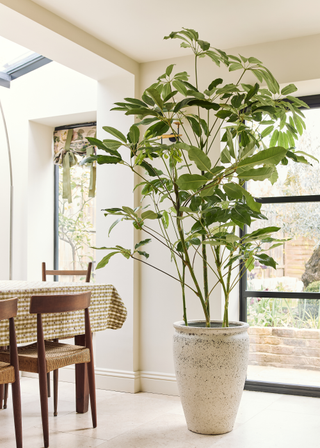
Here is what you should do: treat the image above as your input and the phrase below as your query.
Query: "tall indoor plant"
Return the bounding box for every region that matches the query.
[84,29,311,433]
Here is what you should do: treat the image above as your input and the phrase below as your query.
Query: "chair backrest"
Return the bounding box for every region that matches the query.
[0,297,18,320]
[30,291,91,314]
[30,292,92,353]
[42,262,92,282]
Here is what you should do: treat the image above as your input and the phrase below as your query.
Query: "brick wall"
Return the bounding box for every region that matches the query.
[248,326,320,371]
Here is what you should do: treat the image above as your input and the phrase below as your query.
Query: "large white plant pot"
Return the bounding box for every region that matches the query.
[173,320,249,435]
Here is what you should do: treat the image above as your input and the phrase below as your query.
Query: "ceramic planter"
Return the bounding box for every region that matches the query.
[173,320,249,435]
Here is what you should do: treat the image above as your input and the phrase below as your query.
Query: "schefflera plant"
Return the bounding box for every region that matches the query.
[83,28,312,328]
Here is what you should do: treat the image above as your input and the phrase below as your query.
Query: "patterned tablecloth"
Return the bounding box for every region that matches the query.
[0,281,127,345]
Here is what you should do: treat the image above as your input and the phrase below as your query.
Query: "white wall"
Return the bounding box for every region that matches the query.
[0,62,97,281]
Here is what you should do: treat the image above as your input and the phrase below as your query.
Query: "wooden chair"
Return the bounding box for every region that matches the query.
[42,261,92,283]
[41,261,92,400]
[0,292,96,448]
[0,298,22,448]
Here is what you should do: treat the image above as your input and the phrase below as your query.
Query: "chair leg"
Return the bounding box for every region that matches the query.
[53,370,58,417]
[4,383,8,408]
[39,368,49,448]
[47,372,51,397]
[87,361,97,428]
[0,384,3,409]
[11,380,22,448]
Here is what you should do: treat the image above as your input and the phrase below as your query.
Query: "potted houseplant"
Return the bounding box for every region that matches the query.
[83,28,310,434]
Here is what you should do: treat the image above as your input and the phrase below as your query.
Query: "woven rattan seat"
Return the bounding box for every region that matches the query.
[0,342,91,374]
[0,362,15,385]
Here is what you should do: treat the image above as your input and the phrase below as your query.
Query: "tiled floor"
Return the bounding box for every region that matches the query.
[1,377,320,447]
[248,364,320,387]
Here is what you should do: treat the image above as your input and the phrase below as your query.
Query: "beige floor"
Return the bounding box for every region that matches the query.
[248,364,320,387]
[1,377,320,448]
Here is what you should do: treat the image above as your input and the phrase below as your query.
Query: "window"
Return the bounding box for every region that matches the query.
[53,123,97,281]
[241,95,320,397]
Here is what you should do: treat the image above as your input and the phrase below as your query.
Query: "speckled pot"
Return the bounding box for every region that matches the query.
[173,320,249,435]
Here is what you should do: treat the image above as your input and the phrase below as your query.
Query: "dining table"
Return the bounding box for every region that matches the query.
[0,280,127,412]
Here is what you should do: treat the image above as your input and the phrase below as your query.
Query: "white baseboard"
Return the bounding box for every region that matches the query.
[23,368,179,396]
[140,371,179,396]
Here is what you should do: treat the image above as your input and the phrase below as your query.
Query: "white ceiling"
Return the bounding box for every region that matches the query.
[31,0,320,63]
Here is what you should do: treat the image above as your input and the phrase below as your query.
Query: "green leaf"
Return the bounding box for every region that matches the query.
[223,182,243,200]
[122,206,136,216]
[231,207,251,226]
[128,125,140,144]
[161,210,169,229]
[96,155,121,164]
[172,80,188,96]
[135,238,152,250]
[244,226,280,240]
[166,64,175,76]
[225,234,239,243]
[237,166,275,181]
[248,57,262,64]
[103,126,127,143]
[216,110,232,119]
[281,84,298,95]
[108,218,122,236]
[245,83,260,102]
[295,150,318,162]
[102,139,122,150]
[261,125,274,139]
[226,128,235,158]
[123,97,148,107]
[177,174,207,190]
[96,251,120,269]
[174,97,219,113]
[198,39,210,51]
[141,210,160,220]
[254,253,277,269]
[293,114,304,135]
[186,116,202,137]
[137,250,149,259]
[188,147,211,171]
[242,189,261,213]
[245,257,255,271]
[229,63,243,72]
[237,147,287,169]
[146,87,163,109]
[140,161,158,177]
[221,147,232,163]
[270,129,279,147]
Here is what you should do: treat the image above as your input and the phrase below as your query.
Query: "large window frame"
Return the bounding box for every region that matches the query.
[240,94,320,397]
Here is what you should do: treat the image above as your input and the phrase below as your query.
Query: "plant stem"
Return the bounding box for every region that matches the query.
[131,255,197,294]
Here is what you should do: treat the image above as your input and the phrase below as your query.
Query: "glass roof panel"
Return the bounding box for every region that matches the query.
[0,36,34,73]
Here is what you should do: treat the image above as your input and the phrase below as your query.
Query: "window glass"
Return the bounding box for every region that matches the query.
[247,297,320,387]
[247,108,320,197]
[246,202,318,293]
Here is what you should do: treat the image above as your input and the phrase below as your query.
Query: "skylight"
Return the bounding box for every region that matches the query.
[0,36,34,72]
[0,35,51,88]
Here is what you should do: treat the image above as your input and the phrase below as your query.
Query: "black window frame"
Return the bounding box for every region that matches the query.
[240,94,320,397]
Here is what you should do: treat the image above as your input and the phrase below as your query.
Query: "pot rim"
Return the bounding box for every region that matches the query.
[173,319,249,334]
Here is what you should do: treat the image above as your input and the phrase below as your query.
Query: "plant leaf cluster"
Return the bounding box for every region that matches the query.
[84,28,313,327]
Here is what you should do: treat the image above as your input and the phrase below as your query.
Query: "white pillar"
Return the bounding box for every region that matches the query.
[95,71,141,392]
